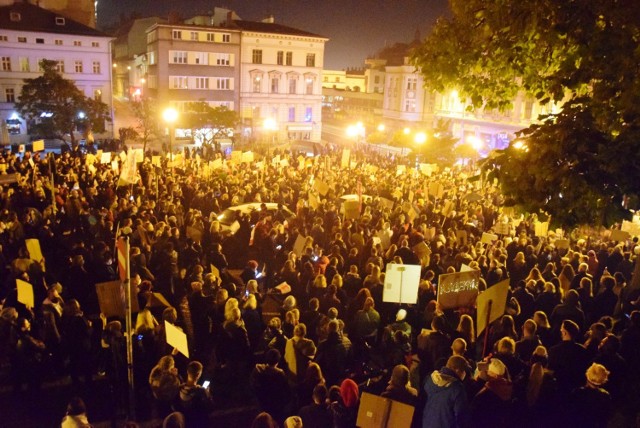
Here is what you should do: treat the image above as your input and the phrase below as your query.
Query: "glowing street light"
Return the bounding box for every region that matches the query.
[377,124,385,132]
[466,135,482,151]
[512,139,528,151]
[414,131,427,145]
[403,127,411,135]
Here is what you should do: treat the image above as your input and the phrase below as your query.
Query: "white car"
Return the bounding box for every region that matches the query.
[216,202,296,234]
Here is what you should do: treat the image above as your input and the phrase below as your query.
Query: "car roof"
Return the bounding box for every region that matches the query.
[226,202,283,212]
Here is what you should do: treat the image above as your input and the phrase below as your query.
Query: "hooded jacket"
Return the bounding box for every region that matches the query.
[422,367,470,428]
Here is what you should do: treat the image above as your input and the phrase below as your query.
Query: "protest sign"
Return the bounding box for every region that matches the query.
[308,192,319,209]
[429,182,444,199]
[412,241,431,266]
[383,264,421,304]
[344,200,360,220]
[341,149,350,169]
[165,321,189,358]
[379,197,394,210]
[313,179,330,196]
[293,234,308,256]
[96,280,126,318]
[554,239,570,249]
[25,238,43,262]
[495,222,510,236]
[32,139,45,152]
[476,279,510,336]
[437,270,480,310]
[534,221,549,237]
[357,392,415,428]
[101,152,112,164]
[230,150,242,164]
[16,279,34,308]
[186,226,203,243]
[456,230,468,247]
[481,232,498,245]
[396,165,406,176]
[610,229,630,242]
[241,151,254,163]
[621,220,640,237]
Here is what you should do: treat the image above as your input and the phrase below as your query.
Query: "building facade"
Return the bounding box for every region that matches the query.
[235,19,327,143]
[0,0,96,28]
[145,22,242,139]
[0,1,113,143]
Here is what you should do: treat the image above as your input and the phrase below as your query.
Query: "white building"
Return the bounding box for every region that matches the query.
[0,1,113,143]
[234,18,328,143]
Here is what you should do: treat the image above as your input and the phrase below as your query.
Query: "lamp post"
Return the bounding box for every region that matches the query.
[162,107,178,171]
[263,117,277,154]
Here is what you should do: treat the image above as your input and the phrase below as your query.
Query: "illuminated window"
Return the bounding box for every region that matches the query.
[253,76,261,93]
[55,60,65,73]
[19,57,29,72]
[18,37,26,43]
[5,88,15,103]
[94,89,102,101]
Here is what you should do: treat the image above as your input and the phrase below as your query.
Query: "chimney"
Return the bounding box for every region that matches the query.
[262,15,274,24]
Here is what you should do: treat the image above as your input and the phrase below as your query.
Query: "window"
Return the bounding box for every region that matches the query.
[5,88,15,103]
[94,89,102,101]
[305,78,314,95]
[92,60,100,74]
[334,77,340,82]
[206,33,215,42]
[172,76,188,89]
[55,60,65,73]
[222,34,230,43]
[194,52,207,65]
[289,78,297,94]
[147,75,157,89]
[286,52,293,66]
[253,77,261,93]
[195,77,209,89]
[55,17,65,25]
[171,51,187,64]
[10,12,21,22]
[189,31,198,41]
[306,53,315,67]
[172,30,182,40]
[217,78,231,90]
[277,51,284,65]
[0,36,7,42]
[92,42,99,48]
[74,60,83,73]
[405,100,416,112]
[18,37,26,43]
[216,53,230,66]
[271,77,279,93]
[2,57,11,71]
[374,76,380,84]
[19,57,29,72]
[323,76,328,82]
[55,39,63,45]
[407,78,417,91]
[252,49,262,64]
[149,51,156,65]
[288,107,295,122]
[305,107,312,122]
[74,40,81,46]
[36,38,44,44]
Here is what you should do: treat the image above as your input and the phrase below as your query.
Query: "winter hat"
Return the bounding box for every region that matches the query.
[586,363,610,386]
[284,416,303,428]
[396,308,407,322]
[340,378,359,408]
[390,364,410,387]
[487,358,507,378]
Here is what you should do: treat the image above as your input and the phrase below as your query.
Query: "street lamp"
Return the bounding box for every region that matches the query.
[163,107,178,163]
[377,123,385,132]
[263,118,278,151]
[414,131,427,145]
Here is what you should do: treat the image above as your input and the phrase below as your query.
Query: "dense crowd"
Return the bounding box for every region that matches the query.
[0,142,639,428]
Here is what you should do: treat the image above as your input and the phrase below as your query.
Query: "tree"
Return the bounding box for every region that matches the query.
[16,59,109,148]
[411,0,640,227]
[119,127,138,147]
[132,97,159,154]
[183,102,239,147]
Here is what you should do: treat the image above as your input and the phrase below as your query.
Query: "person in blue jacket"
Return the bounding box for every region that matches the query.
[423,355,471,428]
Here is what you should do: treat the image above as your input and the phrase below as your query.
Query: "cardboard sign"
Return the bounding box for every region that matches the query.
[379,197,394,210]
[441,200,454,217]
[241,151,254,163]
[96,280,140,318]
[396,165,406,176]
[437,270,480,310]
[293,234,308,256]
[308,193,319,209]
[25,238,44,262]
[481,232,498,244]
[152,155,161,167]
[313,179,330,196]
[460,264,474,272]
[383,263,421,304]
[419,163,436,177]
[610,229,630,242]
[210,264,220,279]
[621,220,640,237]
[456,230,468,247]
[100,152,112,164]
[211,158,223,170]
[429,182,444,199]
[16,279,34,309]
[412,241,431,266]
[230,150,242,164]
[165,321,189,358]
[495,222,510,236]
[554,238,570,249]
[341,149,350,169]
[274,282,291,294]
[186,226,203,243]
[356,392,415,428]
[344,200,360,220]
[476,279,510,336]
[534,221,549,237]
[32,139,45,152]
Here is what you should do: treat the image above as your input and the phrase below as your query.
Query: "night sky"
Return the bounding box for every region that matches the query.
[98,0,450,69]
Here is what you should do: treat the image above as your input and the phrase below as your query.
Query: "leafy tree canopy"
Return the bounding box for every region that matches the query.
[131,97,159,153]
[183,102,239,146]
[411,0,640,227]
[16,59,109,147]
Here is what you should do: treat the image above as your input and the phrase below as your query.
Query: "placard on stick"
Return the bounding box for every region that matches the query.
[293,234,308,256]
[344,200,360,220]
[165,321,189,358]
[481,232,498,245]
[476,279,510,337]
[610,229,630,242]
[383,264,421,304]
[96,280,140,318]
[25,238,44,262]
[437,270,480,310]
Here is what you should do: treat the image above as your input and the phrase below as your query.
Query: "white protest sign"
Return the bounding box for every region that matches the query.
[165,321,189,358]
[383,263,421,304]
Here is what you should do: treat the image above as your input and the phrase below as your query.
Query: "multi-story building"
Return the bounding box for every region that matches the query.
[0,1,113,143]
[235,18,327,143]
[145,22,241,139]
[0,0,96,28]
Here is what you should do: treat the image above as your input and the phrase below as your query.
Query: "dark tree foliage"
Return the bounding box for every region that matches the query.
[411,0,640,227]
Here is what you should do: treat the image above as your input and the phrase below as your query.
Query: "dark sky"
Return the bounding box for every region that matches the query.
[98,0,450,69]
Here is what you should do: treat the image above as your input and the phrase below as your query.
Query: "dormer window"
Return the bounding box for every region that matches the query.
[55,17,65,25]
[10,12,21,22]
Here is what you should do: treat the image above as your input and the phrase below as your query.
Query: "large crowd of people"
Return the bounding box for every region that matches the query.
[0,141,639,428]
